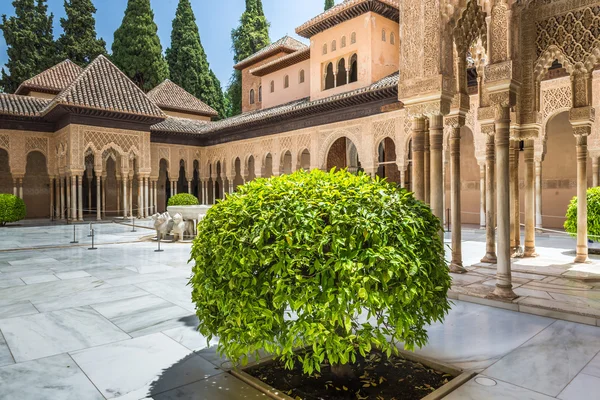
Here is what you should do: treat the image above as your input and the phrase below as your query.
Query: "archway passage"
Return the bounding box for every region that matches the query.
[233,158,244,190]
[299,149,310,171]
[325,63,335,90]
[193,160,200,199]
[377,137,400,184]
[264,154,273,177]
[23,151,50,218]
[177,160,188,194]
[247,156,256,181]
[326,137,361,172]
[158,159,169,212]
[0,149,12,195]
[282,151,293,175]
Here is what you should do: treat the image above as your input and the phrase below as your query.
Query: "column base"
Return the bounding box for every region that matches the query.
[574,254,589,263]
[481,253,497,264]
[511,246,524,258]
[490,285,518,300]
[449,262,468,274]
[480,226,486,230]
[524,247,538,258]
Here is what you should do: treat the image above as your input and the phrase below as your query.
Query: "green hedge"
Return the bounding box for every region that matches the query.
[190,169,451,374]
[565,186,600,240]
[167,193,199,206]
[0,194,26,226]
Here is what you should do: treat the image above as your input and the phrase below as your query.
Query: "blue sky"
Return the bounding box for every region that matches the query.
[0,0,336,89]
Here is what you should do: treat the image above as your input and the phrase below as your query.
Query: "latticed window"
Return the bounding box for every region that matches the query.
[249,89,255,104]
[332,40,337,52]
[341,36,346,48]
[299,69,305,84]
[351,32,356,44]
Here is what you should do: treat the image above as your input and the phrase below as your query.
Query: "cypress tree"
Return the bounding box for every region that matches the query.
[209,69,226,119]
[166,0,225,119]
[56,0,107,67]
[112,0,169,91]
[325,0,335,10]
[226,0,270,116]
[0,0,56,93]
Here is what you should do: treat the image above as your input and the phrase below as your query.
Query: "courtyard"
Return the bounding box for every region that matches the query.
[0,222,597,399]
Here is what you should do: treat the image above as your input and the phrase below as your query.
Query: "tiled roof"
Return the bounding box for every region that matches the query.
[234,36,308,70]
[45,55,166,119]
[147,80,218,117]
[250,48,311,77]
[15,60,83,95]
[0,94,51,117]
[198,72,399,134]
[296,0,399,38]
[151,116,210,134]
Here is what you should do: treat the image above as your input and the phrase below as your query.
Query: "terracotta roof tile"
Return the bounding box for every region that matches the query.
[234,36,307,70]
[151,116,211,134]
[45,55,166,118]
[250,48,311,77]
[296,0,399,38]
[147,80,218,117]
[0,93,51,117]
[15,60,83,95]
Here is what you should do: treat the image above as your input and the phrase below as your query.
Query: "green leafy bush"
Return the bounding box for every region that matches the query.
[0,194,26,226]
[190,169,451,375]
[167,193,199,206]
[565,187,600,240]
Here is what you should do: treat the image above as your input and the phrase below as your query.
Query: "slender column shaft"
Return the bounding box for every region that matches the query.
[54,178,60,219]
[429,115,444,226]
[71,176,77,220]
[87,178,92,213]
[77,176,83,221]
[594,157,599,187]
[524,139,536,257]
[60,177,65,219]
[509,142,517,251]
[424,122,431,204]
[188,180,192,194]
[535,161,542,229]
[96,175,101,221]
[482,132,497,263]
[493,107,516,299]
[400,167,406,189]
[513,142,521,251]
[480,164,486,229]
[18,179,23,200]
[137,178,142,218]
[117,179,121,214]
[66,176,71,220]
[575,134,589,263]
[123,177,128,218]
[411,117,426,201]
[129,178,133,218]
[145,178,150,217]
[13,178,17,197]
[101,177,106,218]
[50,177,55,220]
[449,125,466,272]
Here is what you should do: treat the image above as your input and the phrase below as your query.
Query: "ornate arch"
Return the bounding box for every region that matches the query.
[319,129,364,169]
[534,45,576,81]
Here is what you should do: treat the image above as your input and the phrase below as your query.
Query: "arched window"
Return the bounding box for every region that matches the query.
[284,75,289,89]
[382,29,386,42]
[341,36,346,48]
[390,32,396,45]
[323,43,328,55]
[324,62,334,90]
[299,69,305,84]
[332,40,337,52]
[249,89,255,104]
[258,86,262,102]
[270,80,275,93]
[337,58,347,86]
[349,54,358,83]
[351,32,356,44]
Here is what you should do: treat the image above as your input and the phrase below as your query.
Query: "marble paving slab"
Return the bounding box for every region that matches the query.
[582,352,600,378]
[412,301,554,370]
[0,278,24,289]
[558,373,600,400]
[0,277,109,307]
[103,269,189,287]
[152,372,267,399]
[33,284,148,313]
[444,376,556,399]
[21,274,59,285]
[90,295,191,337]
[161,320,219,352]
[0,301,38,319]
[135,278,195,312]
[0,353,104,400]
[0,331,14,367]
[483,320,600,396]
[55,271,91,280]
[0,307,130,362]
[70,332,221,400]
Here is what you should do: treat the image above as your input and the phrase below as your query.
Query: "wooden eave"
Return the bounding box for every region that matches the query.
[250,49,311,77]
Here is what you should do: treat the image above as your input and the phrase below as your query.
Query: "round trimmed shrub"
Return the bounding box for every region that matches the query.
[167,193,199,206]
[565,187,600,240]
[0,194,26,226]
[190,169,451,374]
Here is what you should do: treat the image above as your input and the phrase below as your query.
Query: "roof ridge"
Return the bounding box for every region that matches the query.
[147,79,218,117]
[15,59,83,95]
[234,35,308,70]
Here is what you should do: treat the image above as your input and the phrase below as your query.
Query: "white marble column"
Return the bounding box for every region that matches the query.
[129,178,133,218]
[411,117,426,201]
[18,178,23,200]
[493,107,516,299]
[13,178,17,197]
[535,161,542,229]
[123,177,128,218]
[116,178,121,214]
[71,176,77,220]
[77,175,83,221]
[400,166,406,189]
[424,119,431,204]
[509,140,520,254]
[429,115,444,229]
[188,180,192,194]
[524,139,536,257]
[50,177,55,220]
[574,134,589,263]
[101,176,106,218]
[154,181,158,214]
[594,157,599,187]
[66,176,71,220]
[144,178,149,218]
[87,177,92,214]
[449,124,466,273]
[479,163,486,229]
[96,175,101,221]
[60,177,65,220]
[137,178,142,218]
[481,131,497,263]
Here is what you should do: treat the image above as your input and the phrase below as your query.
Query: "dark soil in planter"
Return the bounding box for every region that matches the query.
[245,350,453,400]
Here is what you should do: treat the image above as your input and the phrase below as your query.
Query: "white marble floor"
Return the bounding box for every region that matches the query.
[0,223,598,399]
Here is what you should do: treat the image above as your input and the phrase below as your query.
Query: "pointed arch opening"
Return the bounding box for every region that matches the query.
[325,62,335,90]
[337,58,347,86]
[349,54,358,83]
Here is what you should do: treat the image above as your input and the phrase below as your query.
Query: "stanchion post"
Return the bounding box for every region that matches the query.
[88,222,93,237]
[446,208,451,232]
[70,225,78,244]
[89,228,97,250]
[155,235,164,253]
[131,216,136,232]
